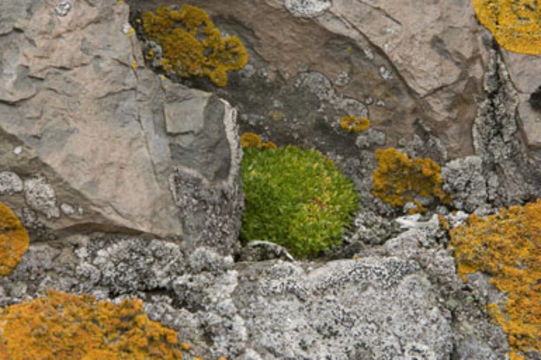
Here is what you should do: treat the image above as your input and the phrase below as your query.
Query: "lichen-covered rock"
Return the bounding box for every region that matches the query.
[142,0,486,159]
[0,290,184,359]
[372,148,449,213]
[130,0,541,212]
[0,202,29,277]
[140,5,248,87]
[355,128,386,149]
[500,50,541,149]
[0,172,23,196]
[472,0,541,55]
[0,0,242,249]
[284,0,331,18]
[0,230,511,359]
[378,229,510,360]
[23,175,59,219]
[472,49,541,205]
[450,200,541,359]
[442,156,488,213]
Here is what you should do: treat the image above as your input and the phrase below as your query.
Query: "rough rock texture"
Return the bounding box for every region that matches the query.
[501,51,541,148]
[2,1,540,359]
[472,50,541,206]
[132,0,488,159]
[0,0,242,249]
[0,229,510,359]
[131,0,541,213]
[441,156,488,213]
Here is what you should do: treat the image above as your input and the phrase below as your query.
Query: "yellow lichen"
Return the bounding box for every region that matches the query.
[259,141,278,150]
[0,290,185,359]
[340,115,370,133]
[141,6,248,87]
[472,0,541,54]
[450,200,541,358]
[241,132,262,148]
[240,132,277,150]
[0,202,29,277]
[125,27,135,38]
[372,148,449,212]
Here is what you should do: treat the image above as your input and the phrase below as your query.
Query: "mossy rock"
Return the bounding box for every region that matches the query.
[240,146,359,258]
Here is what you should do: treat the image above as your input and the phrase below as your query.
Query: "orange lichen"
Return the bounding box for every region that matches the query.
[259,141,278,150]
[372,148,449,213]
[241,132,262,148]
[472,0,541,55]
[340,115,370,133]
[450,200,541,358]
[141,6,248,86]
[240,132,276,150]
[0,202,29,277]
[0,290,184,359]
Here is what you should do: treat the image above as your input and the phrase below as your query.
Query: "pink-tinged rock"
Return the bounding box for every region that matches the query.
[0,0,242,251]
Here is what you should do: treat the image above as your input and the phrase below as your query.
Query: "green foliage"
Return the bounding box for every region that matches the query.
[241,146,359,258]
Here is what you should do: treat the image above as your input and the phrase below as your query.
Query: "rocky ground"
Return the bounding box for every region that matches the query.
[1,0,540,359]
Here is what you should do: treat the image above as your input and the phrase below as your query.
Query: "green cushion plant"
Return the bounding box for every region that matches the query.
[240,145,359,258]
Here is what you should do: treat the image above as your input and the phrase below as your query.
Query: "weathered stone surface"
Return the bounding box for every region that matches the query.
[0,172,23,196]
[0,0,242,247]
[442,156,488,213]
[0,230,510,359]
[284,0,331,18]
[131,0,541,210]
[500,51,541,148]
[472,50,541,205]
[23,175,60,219]
[133,0,488,159]
[1,1,539,359]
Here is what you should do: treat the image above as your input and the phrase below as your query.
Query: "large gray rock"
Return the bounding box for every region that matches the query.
[0,229,510,359]
[0,0,242,249]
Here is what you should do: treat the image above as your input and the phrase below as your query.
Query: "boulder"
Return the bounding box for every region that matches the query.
[133,0,488,159]
[0,229,509,359]
[131,0,541,208]
[0,0,242,252]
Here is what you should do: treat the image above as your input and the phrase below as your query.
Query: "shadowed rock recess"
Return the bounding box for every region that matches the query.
[1,0,540,359]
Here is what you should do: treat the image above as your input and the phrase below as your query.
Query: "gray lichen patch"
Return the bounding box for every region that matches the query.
[442,156,488,213]
[284,0,332,18]
[0,171,23,195]
[23,174,60,219]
